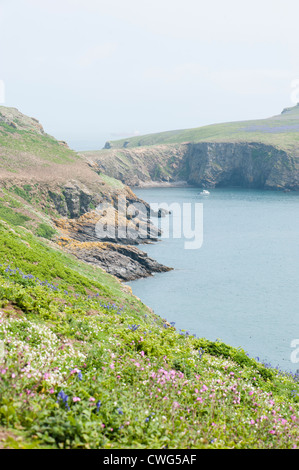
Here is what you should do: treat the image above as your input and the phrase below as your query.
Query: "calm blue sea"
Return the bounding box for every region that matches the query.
[128,187,299,374]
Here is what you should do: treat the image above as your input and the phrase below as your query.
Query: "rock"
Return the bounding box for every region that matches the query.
[185,142,296,189]
[58,237,172,281]
[62,181,93,218]
[0,106,46,135]
[58,140,70,148]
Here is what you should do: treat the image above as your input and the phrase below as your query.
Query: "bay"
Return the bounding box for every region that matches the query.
[128,187,299,374]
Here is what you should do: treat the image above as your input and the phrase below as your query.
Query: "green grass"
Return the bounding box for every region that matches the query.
[0,218,298,449]
[0,126,79,165]
[105,104,299,155]
[0,204,30,226]
[98,173,125,189]
[35,223,57,240]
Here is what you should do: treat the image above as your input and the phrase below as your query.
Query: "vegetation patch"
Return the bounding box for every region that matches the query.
[0,219,297,449]
[35,223,56,240]
[0,205,30,227]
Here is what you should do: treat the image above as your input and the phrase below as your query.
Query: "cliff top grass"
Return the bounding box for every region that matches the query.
[0,217,298,449]
[101,104,299,156]
[0,106,79,167]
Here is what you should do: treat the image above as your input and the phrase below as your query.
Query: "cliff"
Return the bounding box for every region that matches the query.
[83,104,299,191]
[186,142,298,190]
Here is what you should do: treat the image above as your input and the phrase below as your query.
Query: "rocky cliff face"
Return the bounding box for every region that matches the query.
[0,107,46,135]
[83,144,189,187]
[85,141,299,191]
[57,237,171,281]
[186,142,299,190]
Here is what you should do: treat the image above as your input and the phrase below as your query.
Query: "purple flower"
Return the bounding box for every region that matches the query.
[96,400,102,411]
[57,390,69,409]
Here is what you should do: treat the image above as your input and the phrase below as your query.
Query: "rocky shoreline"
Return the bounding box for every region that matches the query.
[135,180,190,188]
[57,236,172,281]
[52,185,172,282]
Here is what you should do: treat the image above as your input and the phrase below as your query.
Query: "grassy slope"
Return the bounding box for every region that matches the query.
[104,105,299,155]
[0,121,79,170]
[0,219,298,449]
[0,107,124,193]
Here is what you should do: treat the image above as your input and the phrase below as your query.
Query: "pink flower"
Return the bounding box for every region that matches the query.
[73,397,81,402]
[172,401,180,409]
[89,397,96,402]
[49,388,54,394]
[250,419,255,425]
[140,351,145,357]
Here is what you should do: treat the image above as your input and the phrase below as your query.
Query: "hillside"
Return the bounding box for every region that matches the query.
[0,106,170,280]
[83,105,299,190]
[0,219,298,449]
[102,104,299,152]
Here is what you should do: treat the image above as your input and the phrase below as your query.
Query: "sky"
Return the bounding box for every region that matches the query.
[1,0,299,150]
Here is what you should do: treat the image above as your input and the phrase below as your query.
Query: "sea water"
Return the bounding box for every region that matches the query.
[127,187,299,374]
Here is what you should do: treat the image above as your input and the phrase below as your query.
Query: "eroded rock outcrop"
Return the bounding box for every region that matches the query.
[58,237,171,281]
[185,142,299,190]
[53,189,170,281]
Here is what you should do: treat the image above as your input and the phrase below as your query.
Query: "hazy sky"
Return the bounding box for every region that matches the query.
[1,0,299,150]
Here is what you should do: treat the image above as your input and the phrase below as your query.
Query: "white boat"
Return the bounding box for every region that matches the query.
[200,190,210,196]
